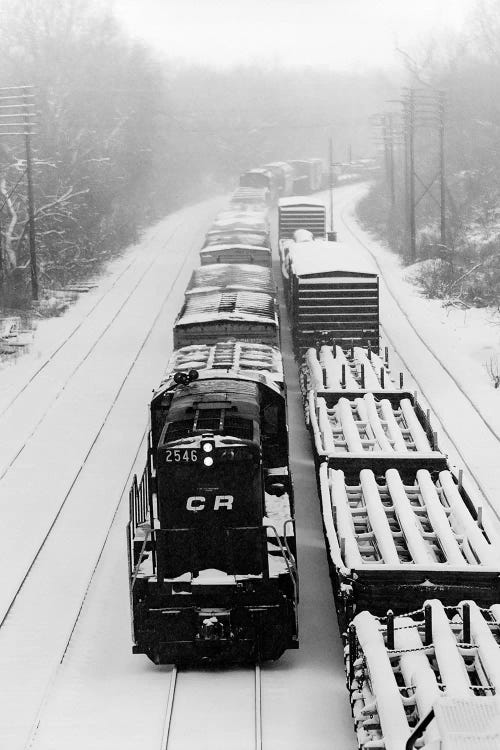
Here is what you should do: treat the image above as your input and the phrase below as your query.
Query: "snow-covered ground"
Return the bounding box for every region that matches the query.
[2,182,500,749]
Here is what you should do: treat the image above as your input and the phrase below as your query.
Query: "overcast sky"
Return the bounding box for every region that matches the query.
[113,0,476,70]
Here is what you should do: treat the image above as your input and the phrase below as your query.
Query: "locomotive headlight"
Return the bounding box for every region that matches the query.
[202,442,213,453]
[203,456,214,467]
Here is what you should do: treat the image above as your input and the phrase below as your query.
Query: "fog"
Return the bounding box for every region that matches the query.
[0,0,496,307]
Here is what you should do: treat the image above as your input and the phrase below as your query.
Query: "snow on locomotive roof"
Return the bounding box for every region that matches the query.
[176,290,277,326]
[186,263,275,296]
[278,196,325,208]
[289,239,377,277]
[165,341,283,382]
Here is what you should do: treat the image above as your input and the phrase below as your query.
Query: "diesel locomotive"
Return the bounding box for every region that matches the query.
[128,347,298,665]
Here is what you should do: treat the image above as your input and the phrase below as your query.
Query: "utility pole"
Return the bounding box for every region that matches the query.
[439,91,446,249]
[399,87,446,264]
[408,89,416,263]
[329,135,335,234]
[0,84,37,300]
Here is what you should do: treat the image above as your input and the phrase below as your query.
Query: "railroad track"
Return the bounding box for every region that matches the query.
[0,218,186,480]
[336,185,500,523]
[161,665,263,750]
[0,206,221,750]
[0,221,202,628]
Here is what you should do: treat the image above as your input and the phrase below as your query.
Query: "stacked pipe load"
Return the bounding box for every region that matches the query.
[308,391,444,469]
[303,345,397,394]
[164,342,284,383]
[319,462,500,620]
[346,601,500,750]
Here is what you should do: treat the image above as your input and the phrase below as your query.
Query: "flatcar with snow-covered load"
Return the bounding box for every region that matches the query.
[127,342,298,666]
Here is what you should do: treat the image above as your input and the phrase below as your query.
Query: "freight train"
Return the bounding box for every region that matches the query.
[127,188,298,666]
[239,156,378,199]
[280,204,500,747]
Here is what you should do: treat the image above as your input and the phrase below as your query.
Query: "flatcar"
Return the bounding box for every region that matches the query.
[127,342,298,665]
[346,601,500,749]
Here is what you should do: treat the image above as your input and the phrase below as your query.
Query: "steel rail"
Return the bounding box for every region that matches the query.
[0,220,200,629]
[161,667,178,750]
[0,219,184,429]
[254,664,263,750]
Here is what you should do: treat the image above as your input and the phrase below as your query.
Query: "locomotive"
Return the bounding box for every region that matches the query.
[128,344,298,665]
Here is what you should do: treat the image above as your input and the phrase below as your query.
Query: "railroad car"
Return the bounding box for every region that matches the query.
[185,263,276,297]
[210,210,270,236]
[203,227,270,250]
[282,239,380,353]
[200,242,272,268]
[127,342,298,666]
[262,162,295,197]
[239,167,276,196]
[230,187,270,208]
[346,601,500,749]
[278,197,327,241]
[288,158,324,194]
[173,289,279,349]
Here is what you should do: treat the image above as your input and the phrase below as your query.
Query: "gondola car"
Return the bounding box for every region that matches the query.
[203,227,270,249]
[127,342,298,665]
[200,242,272,268]
[173,289,279,348]
[185,263,276,297]
[230,187,270,208]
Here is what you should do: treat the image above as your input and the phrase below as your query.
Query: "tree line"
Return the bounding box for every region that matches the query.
[358,0,500,308]
[0,0,394,309]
